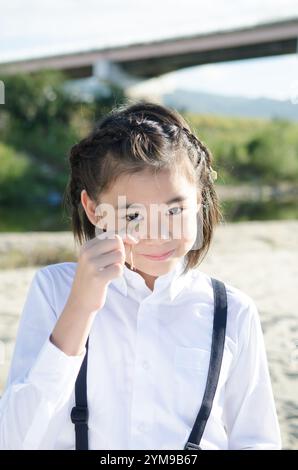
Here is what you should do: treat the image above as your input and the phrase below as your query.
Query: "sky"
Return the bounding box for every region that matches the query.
[1,0,298,100]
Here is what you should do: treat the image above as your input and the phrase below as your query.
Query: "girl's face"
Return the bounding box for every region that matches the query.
[81,168,201,290]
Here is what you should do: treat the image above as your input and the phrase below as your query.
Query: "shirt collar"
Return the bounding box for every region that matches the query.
[110,254,191,303]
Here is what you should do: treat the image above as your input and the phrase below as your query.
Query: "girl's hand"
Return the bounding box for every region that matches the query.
[68,231,139,314]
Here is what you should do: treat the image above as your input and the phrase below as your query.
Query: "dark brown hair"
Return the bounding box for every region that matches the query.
[63,99,223,274]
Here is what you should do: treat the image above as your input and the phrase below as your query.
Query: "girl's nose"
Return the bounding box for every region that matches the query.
[145,224,171,241]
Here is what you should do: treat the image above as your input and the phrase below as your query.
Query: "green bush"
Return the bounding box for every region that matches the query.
[0,142,33,203]
[0,70,127,208]
[184,113,298,185]
[0,142,61,205]
[0,70,80,173]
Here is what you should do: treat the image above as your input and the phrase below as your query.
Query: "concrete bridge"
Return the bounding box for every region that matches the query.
[1,17,298,97]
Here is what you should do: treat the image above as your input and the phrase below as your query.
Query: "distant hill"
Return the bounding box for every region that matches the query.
[162,89,298,121]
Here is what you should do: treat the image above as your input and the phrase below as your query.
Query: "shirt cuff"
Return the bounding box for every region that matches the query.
[26,335,87,403]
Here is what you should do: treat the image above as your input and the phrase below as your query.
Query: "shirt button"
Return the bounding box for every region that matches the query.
[142,360,150,370]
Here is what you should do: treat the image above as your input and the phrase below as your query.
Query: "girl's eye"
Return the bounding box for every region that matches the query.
[124,207,184,222]
[168,206,184,216]
[125,212,143,222]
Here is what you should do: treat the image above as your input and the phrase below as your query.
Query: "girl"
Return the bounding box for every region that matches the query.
[0,101,281,450]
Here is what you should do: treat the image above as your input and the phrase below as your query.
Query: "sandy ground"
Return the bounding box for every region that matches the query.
[0,220,297,449]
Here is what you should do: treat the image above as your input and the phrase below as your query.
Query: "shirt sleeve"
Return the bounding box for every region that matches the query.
[0,267,86,450]
[223,297,282,449]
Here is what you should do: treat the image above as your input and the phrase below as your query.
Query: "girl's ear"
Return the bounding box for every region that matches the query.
[81,189,98,226]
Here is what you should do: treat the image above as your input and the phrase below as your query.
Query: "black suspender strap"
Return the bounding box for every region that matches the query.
[71,277,227,450]
[71,336,90,450]
[184,277,228,450]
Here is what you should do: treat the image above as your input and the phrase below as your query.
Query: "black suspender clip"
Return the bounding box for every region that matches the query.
[184,442,202,450]
[71,405,89,425]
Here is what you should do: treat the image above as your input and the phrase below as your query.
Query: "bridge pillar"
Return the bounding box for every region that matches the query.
[92,59,163,103]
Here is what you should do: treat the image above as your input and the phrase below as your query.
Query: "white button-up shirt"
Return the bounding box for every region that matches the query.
[0,255,282,450]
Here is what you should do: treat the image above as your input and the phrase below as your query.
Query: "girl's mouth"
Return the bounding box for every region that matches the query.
[141,249,175,261]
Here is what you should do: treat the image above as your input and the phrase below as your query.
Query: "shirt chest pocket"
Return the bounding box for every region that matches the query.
[173,346,233,424]
[174,346,210,373]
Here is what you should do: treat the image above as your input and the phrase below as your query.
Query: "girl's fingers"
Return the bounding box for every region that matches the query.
[81,230,139,263]
[96,229,139,245]
[93,248,124,268]
[96,229,118,241]
[82,231,119,258]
